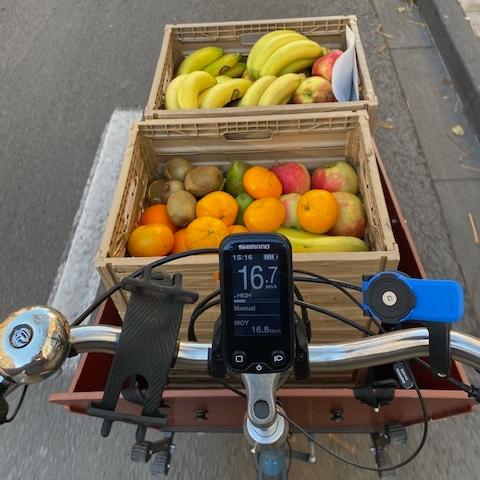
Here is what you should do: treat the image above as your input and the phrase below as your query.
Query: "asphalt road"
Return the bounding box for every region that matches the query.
[1,1,480,479]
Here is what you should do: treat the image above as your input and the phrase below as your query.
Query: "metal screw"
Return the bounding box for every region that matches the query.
[330,409,344,422]
[382,291,397,306]
[194,409,208,421]
[297,352,306,360]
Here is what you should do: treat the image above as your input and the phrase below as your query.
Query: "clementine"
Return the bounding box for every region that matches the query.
[172,228,188,254]
[196,191,238,226]
[243,197,285,232]
[242,166,282,199]
[297,189,338,234]
[228,225,248,234]
[140,204,177,232]
[127,224,174,257]
[185,216,229,249]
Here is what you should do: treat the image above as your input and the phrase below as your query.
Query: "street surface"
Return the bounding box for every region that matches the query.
[1,1,479,478]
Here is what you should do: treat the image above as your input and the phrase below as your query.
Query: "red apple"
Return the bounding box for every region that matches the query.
[312,49,343,83]
[280,193,302,229]
[329,192,367,237]
[293,76,335,104]
[311,162,359,193]
[270,162,311,194]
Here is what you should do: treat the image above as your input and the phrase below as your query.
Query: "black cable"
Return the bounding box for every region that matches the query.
[187,298,221,342]
[278,366,428,473]
[217,379,247,399]
[294,300,375,336]
[286,439,293,475]
[293,284,311,342]
[4,386,28,423]
[293,274,384,332]
[293,269,361,291]
[187,289,220,341]
[71,248,218,326]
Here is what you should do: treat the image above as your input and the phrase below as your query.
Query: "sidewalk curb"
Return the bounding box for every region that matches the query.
[418,0,480,140]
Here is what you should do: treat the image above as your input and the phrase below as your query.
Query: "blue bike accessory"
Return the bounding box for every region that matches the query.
[362,272,464,325]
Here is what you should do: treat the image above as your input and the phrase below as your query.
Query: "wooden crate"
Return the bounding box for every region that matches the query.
[96,111,399,386]
[144,16,378,124]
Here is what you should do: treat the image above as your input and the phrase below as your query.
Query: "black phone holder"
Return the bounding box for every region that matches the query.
[87,267,198,446]
[208,312,309,380]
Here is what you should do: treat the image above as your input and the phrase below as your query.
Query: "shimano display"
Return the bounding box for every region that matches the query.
[219,233,295,374]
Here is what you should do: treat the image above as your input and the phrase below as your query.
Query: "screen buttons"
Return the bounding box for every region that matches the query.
[232,351,247,367]
[271,350,286,367]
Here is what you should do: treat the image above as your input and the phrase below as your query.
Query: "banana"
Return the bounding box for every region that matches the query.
[246,29,302,79]
[203,53,240,77]
[239,75,277,107]
[260,40,325,77]
[278,58,315,76]
[243,69,254,81]
[215,75,232,83]
[164,74,187,110]
[177,46,223,75]
[257,73,305,106]
[177,71,216,109]
[223,62,246,78]
[249,32,306,80]
[198,75,232,105]
[200,78,252,109]
[276,227,369,253]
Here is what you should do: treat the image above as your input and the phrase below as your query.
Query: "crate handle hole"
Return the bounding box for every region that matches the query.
[223,131,273,142]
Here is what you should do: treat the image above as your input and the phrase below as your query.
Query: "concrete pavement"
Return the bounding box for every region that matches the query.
[1,1,479,478]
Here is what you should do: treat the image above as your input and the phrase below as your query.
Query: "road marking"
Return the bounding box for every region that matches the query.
[48,110,141,341]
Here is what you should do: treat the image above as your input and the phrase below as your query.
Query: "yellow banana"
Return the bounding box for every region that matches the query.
[200,78,252,109]
[177,46,223,75]
[164,74,187,110]
[260,40,325,77]
[198,76,232,105]
[276,227,369,253]
[249,32,306,79]
[177,71,216,109]
[246,29,302,79]
[243,69,254,81]
[239,75,277,107]
[278,58,315,76]
[258,73,305,106]
[215,75,232,83]
[203,53,240,77]
[223,62,246,78]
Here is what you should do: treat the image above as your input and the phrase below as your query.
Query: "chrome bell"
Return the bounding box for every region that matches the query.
[0,306,71,384]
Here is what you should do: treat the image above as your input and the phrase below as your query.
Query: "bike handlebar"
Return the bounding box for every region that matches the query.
[69,325,480,373]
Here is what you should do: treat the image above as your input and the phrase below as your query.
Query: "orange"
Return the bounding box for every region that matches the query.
[297,189,338,234]
[127,224,174,257]
[185,216,229,249]
[172,228,188,254]
[228,225,248,234]
[196,191,238,226]
[243,166,282,199]
[140,204,177,232]
[244,197,285,232]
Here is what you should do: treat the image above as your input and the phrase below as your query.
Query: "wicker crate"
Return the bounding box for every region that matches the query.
[96,111,398,386]
[144,16,378,124]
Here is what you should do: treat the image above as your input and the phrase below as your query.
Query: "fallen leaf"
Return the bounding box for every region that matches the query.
[468,213,480,244]
[452,124,465,136]
[397,6,407,13]
[377,121,395,130]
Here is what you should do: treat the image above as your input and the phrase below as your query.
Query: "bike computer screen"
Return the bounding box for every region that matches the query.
[219,233,294,373]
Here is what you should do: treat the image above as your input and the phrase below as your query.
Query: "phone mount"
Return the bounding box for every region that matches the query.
[362,271,464,377]
[87,267,198,447]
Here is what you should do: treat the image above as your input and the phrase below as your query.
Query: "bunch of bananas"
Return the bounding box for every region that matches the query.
[166,47,251,110]
[246,30,326,79]
[164,31,328,110]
